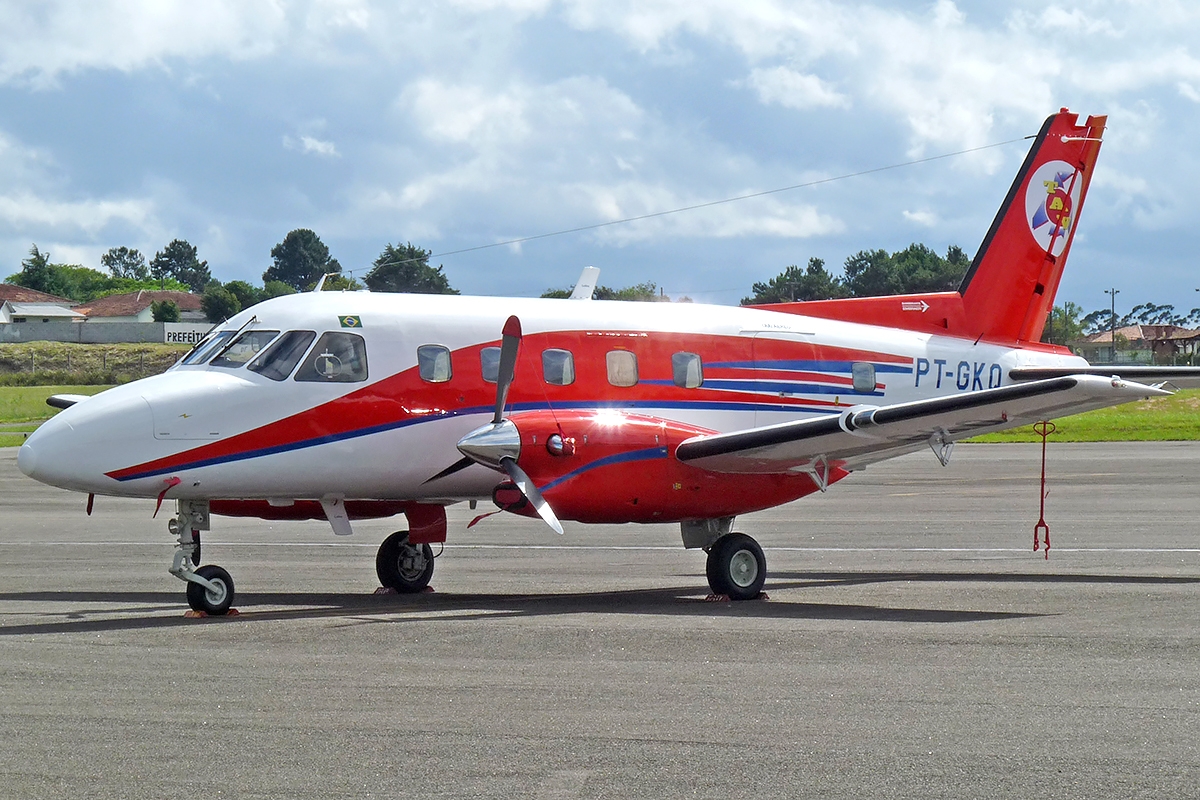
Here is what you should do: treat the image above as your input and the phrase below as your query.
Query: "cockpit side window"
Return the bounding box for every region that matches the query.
[211,330,280,369]
[248,330,316,381]
[180,330,235,365]
[294,332,369,383]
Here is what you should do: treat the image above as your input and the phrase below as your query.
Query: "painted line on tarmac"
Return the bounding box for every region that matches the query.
[3,542,1200,554]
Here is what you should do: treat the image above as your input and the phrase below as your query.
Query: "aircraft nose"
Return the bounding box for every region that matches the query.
[16,439,37,478]
[19,391,154,493]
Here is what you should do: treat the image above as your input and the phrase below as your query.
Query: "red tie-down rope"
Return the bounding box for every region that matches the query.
[1033,421,1056,558]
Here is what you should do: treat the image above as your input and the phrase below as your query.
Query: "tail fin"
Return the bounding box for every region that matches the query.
[958,109,1106,343]
[755,109,1106,346]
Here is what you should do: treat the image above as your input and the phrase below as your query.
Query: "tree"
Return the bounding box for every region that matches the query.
[201,284,241,323]
[150,239,211,292]
[264,229,342,292]
[262,280,298,300]
[1042,302,1085,345]
[741,258,848,305]
[541,281,665,301]
[889,243,967,293]
[8,245,68,298]
[101,247,149,280]
[223,280,263,310]
[841,248,899,298]
[364,242,458,294]
[151,299,181,322]
[320,273,363,291]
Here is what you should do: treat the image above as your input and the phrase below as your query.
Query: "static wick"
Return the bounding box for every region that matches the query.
[1032,421,1057,559]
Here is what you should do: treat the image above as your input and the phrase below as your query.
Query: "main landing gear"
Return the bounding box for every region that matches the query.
[168,500,236,616]
[376,530,435,593]
[683,518,767,600]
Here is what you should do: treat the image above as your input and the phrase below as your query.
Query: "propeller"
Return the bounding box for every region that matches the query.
[427,315,564,535]
[421,314,526,485]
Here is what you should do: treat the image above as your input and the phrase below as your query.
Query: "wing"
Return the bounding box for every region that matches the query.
[675,375,1169,475]
[1011,365,1200,389]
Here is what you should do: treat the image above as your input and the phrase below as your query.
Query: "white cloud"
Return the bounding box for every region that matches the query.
[0,1,286,86]
[903,209,938,227]
[284,135,341,157]
[744,66,849,110]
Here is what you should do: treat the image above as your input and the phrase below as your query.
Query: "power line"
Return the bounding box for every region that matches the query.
[371,134,1035,270]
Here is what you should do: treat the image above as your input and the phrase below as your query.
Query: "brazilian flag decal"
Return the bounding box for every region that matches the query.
[339,315,362,329]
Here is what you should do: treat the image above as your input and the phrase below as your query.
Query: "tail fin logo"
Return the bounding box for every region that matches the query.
[1025,160,1082,257]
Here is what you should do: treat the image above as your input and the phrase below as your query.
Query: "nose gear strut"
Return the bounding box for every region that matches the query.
[167,499,236,615]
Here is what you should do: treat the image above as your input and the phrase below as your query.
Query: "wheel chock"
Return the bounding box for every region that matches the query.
[183,608,240,619]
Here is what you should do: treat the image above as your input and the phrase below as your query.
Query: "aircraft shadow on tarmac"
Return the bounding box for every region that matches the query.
[8,569,1182,636]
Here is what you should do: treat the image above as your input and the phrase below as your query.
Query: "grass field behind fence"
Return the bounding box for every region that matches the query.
[0,342,190,386]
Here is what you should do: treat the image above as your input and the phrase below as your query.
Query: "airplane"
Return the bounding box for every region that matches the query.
[16,108,1200,616]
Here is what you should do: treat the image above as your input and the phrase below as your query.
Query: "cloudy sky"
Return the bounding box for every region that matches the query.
[0,0,1197,315]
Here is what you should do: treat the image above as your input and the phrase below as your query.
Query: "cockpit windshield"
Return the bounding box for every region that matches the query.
[248,330,316,381]
[211,330,280,368]
[179,330,236,366]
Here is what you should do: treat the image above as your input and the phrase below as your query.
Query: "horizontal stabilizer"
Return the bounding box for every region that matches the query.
[676,375,1167,474]
[1011,366,1200,389]
[46,394,89,410]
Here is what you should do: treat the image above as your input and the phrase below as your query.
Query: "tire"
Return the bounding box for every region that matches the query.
[706,533,766,600]
[376,531,435,593]
[186,564,235,615]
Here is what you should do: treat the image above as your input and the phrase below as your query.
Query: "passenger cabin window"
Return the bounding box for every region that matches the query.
[211,330,280,368]
[606,350,638,387]
[542,349,575,386]
[249,330,316,381]
[480,346,501,383]
[294,332,368,382]
[417,345,452,383]
[672,352,703,388]
[852,362,876,393]
[180,330,235,365]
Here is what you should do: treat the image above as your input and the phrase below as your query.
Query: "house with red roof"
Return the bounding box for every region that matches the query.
[73,290,205,323]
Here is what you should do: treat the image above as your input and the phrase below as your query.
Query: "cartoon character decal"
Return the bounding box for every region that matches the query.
[1025,160,1081,257]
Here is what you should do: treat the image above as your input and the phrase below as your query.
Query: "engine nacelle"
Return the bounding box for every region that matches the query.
[504,410,837,524]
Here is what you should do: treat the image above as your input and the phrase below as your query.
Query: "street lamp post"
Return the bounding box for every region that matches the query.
[1104,288,1120,364]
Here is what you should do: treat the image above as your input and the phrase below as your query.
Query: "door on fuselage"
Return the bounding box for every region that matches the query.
[749,330,825,428]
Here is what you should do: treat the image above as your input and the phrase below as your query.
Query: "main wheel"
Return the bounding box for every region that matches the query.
[706,533,766,600]
[376,531,435,593]
[186,564,235,615]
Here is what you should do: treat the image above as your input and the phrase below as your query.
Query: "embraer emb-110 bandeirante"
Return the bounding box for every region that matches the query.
[17,109,1200,615]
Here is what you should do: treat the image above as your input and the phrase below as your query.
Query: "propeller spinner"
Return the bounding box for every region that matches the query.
[449,315,564,535]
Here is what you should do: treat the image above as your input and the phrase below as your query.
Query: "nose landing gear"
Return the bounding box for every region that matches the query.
[168,500,236,615]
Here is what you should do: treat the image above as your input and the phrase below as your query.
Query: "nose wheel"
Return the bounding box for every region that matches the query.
[705,533,766,600]
[185,564,235,615]
[376,530,435,593]
[168,499,237,616]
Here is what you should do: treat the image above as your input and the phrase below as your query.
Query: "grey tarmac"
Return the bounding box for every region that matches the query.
[0,442,1198,799]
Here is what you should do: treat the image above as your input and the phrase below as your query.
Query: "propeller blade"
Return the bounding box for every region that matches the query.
[500,456,563,535]
[421,455,476,485]
[494,315,522,424]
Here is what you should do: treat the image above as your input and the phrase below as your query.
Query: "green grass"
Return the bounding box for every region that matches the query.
[0,385,113,424]
[0,341,190,385]
[969,388,1200,442]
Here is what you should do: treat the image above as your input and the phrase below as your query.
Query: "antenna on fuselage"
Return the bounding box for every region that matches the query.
[568,266,600,300]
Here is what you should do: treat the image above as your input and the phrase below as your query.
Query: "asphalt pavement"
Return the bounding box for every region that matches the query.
[0,442,1197,798]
